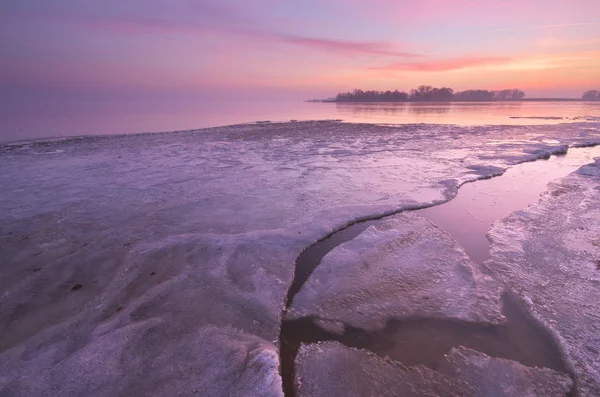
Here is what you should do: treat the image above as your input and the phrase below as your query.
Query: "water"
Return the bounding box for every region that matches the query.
[280,147,600,396]
[1,99,599,142]
[417,145,600,263]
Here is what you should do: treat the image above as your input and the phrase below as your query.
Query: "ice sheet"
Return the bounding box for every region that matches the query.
[1,121,599,395]
[286,213,504,329]
[294,342,572,397]
[486,158,600,396]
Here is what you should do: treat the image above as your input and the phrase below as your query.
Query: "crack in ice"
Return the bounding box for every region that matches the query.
[277,146,600,397]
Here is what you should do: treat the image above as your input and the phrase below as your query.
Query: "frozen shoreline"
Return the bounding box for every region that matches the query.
[1,121,600,396]
[281,145,600,396]
[486,157,600,396]
[2,115,599,145]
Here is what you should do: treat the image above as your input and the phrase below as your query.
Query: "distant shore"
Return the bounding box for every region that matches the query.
[310,86,599,103]
[308,98,585,103]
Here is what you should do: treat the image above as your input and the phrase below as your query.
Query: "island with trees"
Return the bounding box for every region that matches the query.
[316,86,527,102]
[309,87,600,102]
[582,90,600,101]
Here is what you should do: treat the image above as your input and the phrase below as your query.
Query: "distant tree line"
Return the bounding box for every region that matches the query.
[454,89,525,101]
[328,86,526,102]
[582,90,600,101]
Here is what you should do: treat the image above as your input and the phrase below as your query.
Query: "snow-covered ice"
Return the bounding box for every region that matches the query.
[294,342,572,397]
[1,120,599,396]
[0,323,283,397]
[295,341,470,397]
[439,346,573,397]
[486,157,600,396]
[286,213,505,330]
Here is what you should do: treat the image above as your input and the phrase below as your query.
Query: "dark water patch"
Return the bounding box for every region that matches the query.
[284,201,446,308]
[417,145,600,264]
[279,147,600,396]
[280,293,569,397]
[286,222,371,307]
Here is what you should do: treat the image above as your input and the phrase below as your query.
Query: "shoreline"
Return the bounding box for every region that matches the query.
[0,120,345,146]
[2,120,600,396]
[2,101,599,144]
[311,98,590,103]
[3,115,599,146]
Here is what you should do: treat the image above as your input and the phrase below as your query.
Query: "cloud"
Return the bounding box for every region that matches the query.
[275,35,420,57]
[496,22,600,32]
[80,15,420,58]
[538,37,600,48]
[370,56,510,72]
[2,1,419,59]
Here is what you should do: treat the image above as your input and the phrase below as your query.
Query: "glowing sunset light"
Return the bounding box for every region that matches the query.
[1,0,599,100]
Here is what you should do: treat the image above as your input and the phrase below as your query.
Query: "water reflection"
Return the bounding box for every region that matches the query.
[417,145,600,263]
[408,103,452,114]
[2,100,599,142]
[337,101,600,125]
[334,101,529,124]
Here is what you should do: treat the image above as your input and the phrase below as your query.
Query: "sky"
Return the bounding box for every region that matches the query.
[1,0,600,102]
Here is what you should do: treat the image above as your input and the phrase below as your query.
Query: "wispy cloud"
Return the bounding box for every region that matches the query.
[369,56,510,72]
[263,34,421,58]
[496,22,600,32]
[537,36,600,49]
[16,4,417,59]
[488,51,600,71]
[83,16,420,58]
[272,34,421,57]
[370,51,600,74]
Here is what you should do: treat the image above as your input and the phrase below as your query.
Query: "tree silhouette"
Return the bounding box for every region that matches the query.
[453,90,495,101]
[327,87,526,102]
[335,89,409,102]
[582,90,599,100]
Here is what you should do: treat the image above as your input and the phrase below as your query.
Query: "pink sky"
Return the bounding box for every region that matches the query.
[1,0,599,100]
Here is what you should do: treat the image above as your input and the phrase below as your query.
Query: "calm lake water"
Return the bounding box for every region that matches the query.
[418,145,600,264]
[1,100,599,142]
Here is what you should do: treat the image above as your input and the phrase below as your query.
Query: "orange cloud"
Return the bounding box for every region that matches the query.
[369,56,511,72]
[496,22,600,32]
[276,35,421,58]
[82,16,421,58]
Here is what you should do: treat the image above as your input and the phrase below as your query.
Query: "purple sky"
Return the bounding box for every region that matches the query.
[2,0,600,101]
